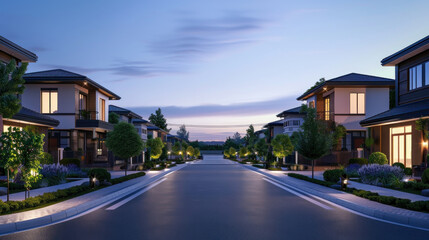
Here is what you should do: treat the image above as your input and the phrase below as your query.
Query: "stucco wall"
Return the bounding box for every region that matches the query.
[22,84,77,113]
[365,88,390,118]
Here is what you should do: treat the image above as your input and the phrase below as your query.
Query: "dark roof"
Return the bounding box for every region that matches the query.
[0,35,38,62]
[11,107,59,127]
[381,35,429,66]
[276,106,303,118]
[147,124,168,133]
[24,69,121,100]
[263,119,284,128]
[297,73,394,100]
[360,99,429,127]
[132,118,148,124]
[109,105,141,119]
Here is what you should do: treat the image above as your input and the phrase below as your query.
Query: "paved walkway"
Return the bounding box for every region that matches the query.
[0,163,189,224]
[1,171,144,202]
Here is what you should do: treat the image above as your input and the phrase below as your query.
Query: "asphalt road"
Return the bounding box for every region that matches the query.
[2,156,429,240]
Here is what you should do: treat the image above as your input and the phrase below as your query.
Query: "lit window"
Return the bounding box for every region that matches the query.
[390,126,412,168]
[41,89,58,113]
[350,93,365,114]
[99,98,105,121]
[409,64,423,90]
[324,97,330,120]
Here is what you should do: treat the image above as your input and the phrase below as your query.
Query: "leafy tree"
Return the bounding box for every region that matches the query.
[186,146,194,159]
[172,141,183,156]
[305,77,325,93]
[106,122,145,175]
[0,127,20,201]
[228,147,236,159]
[293,105,332,178]
[255,138,268,160]
[232,132,242,144]
[239,146,249,158]
[224,150,231,158]
[149,108,170,132]
[194,148,200,159]
[176,124,190,141]
[147,137,164,160]
[0,60,28,133]
[224,137,239,150]
[108,112,119,124]
[331,123,346,150]
[272,134,294,166]
[244,125,257,147]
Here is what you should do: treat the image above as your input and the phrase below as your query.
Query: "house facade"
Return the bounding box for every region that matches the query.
[22,69,120,167]
[361,35,429,170]
[298,73,394,151]
[147,125,168,142]
[263,119,285,143]
[0,35,59,151]
[276,106,304,136]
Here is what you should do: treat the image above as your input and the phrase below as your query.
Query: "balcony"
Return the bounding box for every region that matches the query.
[75,110,113,131]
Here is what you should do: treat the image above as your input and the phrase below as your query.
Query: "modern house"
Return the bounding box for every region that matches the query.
[109,105,149,167]
[254,129,266,140]
[0,35,59,151]
[147,124,168,142]
[361,35,429,170]
[297,73,394,151]
[263,119,285,143]
[22,69,120,167]
[276,106,305,136]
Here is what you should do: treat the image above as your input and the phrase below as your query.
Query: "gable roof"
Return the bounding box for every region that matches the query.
[109,105,141,119]
[297,73,394,100]
[10,107,59,127]
[276,106,303,118]
[0,35,38,62]
[24,69,121,100]
[360,98,429,127]
[381,35,429,66]
[263,119,284,128]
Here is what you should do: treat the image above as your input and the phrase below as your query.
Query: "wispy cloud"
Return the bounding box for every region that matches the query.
[128,95,300,119]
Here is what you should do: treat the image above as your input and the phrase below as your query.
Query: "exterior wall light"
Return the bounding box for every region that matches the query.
[423,141,428,148]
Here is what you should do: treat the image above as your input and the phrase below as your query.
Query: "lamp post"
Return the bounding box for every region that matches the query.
[341,173,348,190]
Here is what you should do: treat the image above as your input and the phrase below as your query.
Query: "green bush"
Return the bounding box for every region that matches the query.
[422,169,429,184]
[368,152,388,165]
[111,172,146,184]
[60,158,81,168]
[40,152,54,164]
[395,198,411,208]
[404,168,412,176]
[392,162,405,169]
[323,169,344,183]
[87,168,111,182]
[252,164,264,169]
[288,173,332,187]
[349,158,368,165]
[407,201,427,211]
[143,161,155,170]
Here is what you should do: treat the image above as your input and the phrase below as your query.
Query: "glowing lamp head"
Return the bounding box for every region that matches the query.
[423,141,428,148]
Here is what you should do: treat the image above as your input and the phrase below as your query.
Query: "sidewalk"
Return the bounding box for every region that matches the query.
[0,163,189,233]
[240,164,429,229]
[2,170,144,202]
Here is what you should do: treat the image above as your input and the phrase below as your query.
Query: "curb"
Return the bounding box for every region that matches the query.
[241,165,429,230]
[0,164,189,235]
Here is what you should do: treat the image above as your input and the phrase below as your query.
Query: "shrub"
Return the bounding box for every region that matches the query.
[288,173,333,187]
[111,172,146,184]
[40,164,69,186]
[66,164,87,178]
[345,163,361,177]
[87,168,111,182]
[358,164,404,187]
[0,200,10,214]
[323,169,344,183]
[422,169,429,184]
[24,197,40,208]
[40,152,54,164]
[392,162,405,169]
[60,158,81,168]
[404,168,412,176]
[349,158,368,165]
[143,161,155,170]
[403,181,429,191]
[395,198,411,208]
[368,152,388,165]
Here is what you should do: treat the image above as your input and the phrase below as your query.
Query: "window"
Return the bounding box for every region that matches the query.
[409,64,423,90]
[309,101,315,108]
[324,97,330,120]
[41,89,58,113]
[49,131,70,148]
[292,120,300,126]
[390,126,412,168]
[284,121,289,127]
[79,93,87,111]
[99,98,105,121]
[350,93,365,114]
[2,125,22,133]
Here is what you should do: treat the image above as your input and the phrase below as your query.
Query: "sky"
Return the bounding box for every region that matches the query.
[2,0,429,141]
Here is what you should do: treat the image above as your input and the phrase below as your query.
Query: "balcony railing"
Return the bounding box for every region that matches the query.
[78,110,99,120]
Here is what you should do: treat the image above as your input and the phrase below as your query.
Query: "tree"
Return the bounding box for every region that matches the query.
[244,125,257,147]
[186,146,194,159]
[0,127,20,201]
[293,105,332,179]
[271,134,294,166]
[232,132,242,144]
[149,108,170,132]
[0,59,28,134]
[224,150,230,158]
[239,146,249,159]
[147,137,164,161]
[194,148,200,159]
[108,112,119,124]
[172,141,183,157]
[177,124,189,141]
[228,147,236,159]
[331,123,346,150]
[255,138,268,160]
[106,122,145,175]
[224,137,239,150]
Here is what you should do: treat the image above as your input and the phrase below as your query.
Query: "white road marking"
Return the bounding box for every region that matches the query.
[106,178,167,211]
[262,177,332,210]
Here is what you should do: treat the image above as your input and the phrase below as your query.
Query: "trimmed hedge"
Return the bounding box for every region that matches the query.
[287,173,429,213]
[252,164,264,169]
[368,152,388,165]
[392,162,405,169]
[348,158,368,165]
[404,168,413,176]
[323,169,344,182]
[0,172,146,215]
[87,168,111,182]
[60,158,81,168]
[422,169,429,184]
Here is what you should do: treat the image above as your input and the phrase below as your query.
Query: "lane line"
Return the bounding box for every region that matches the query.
[106,178,167,211]
[262,178,332,210]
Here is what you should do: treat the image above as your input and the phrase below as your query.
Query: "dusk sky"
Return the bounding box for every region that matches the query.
[2,0,429,141]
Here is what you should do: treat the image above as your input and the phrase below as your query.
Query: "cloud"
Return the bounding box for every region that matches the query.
[128,95,300,119]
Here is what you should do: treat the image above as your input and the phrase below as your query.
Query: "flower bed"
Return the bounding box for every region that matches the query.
[357,164,404,187]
